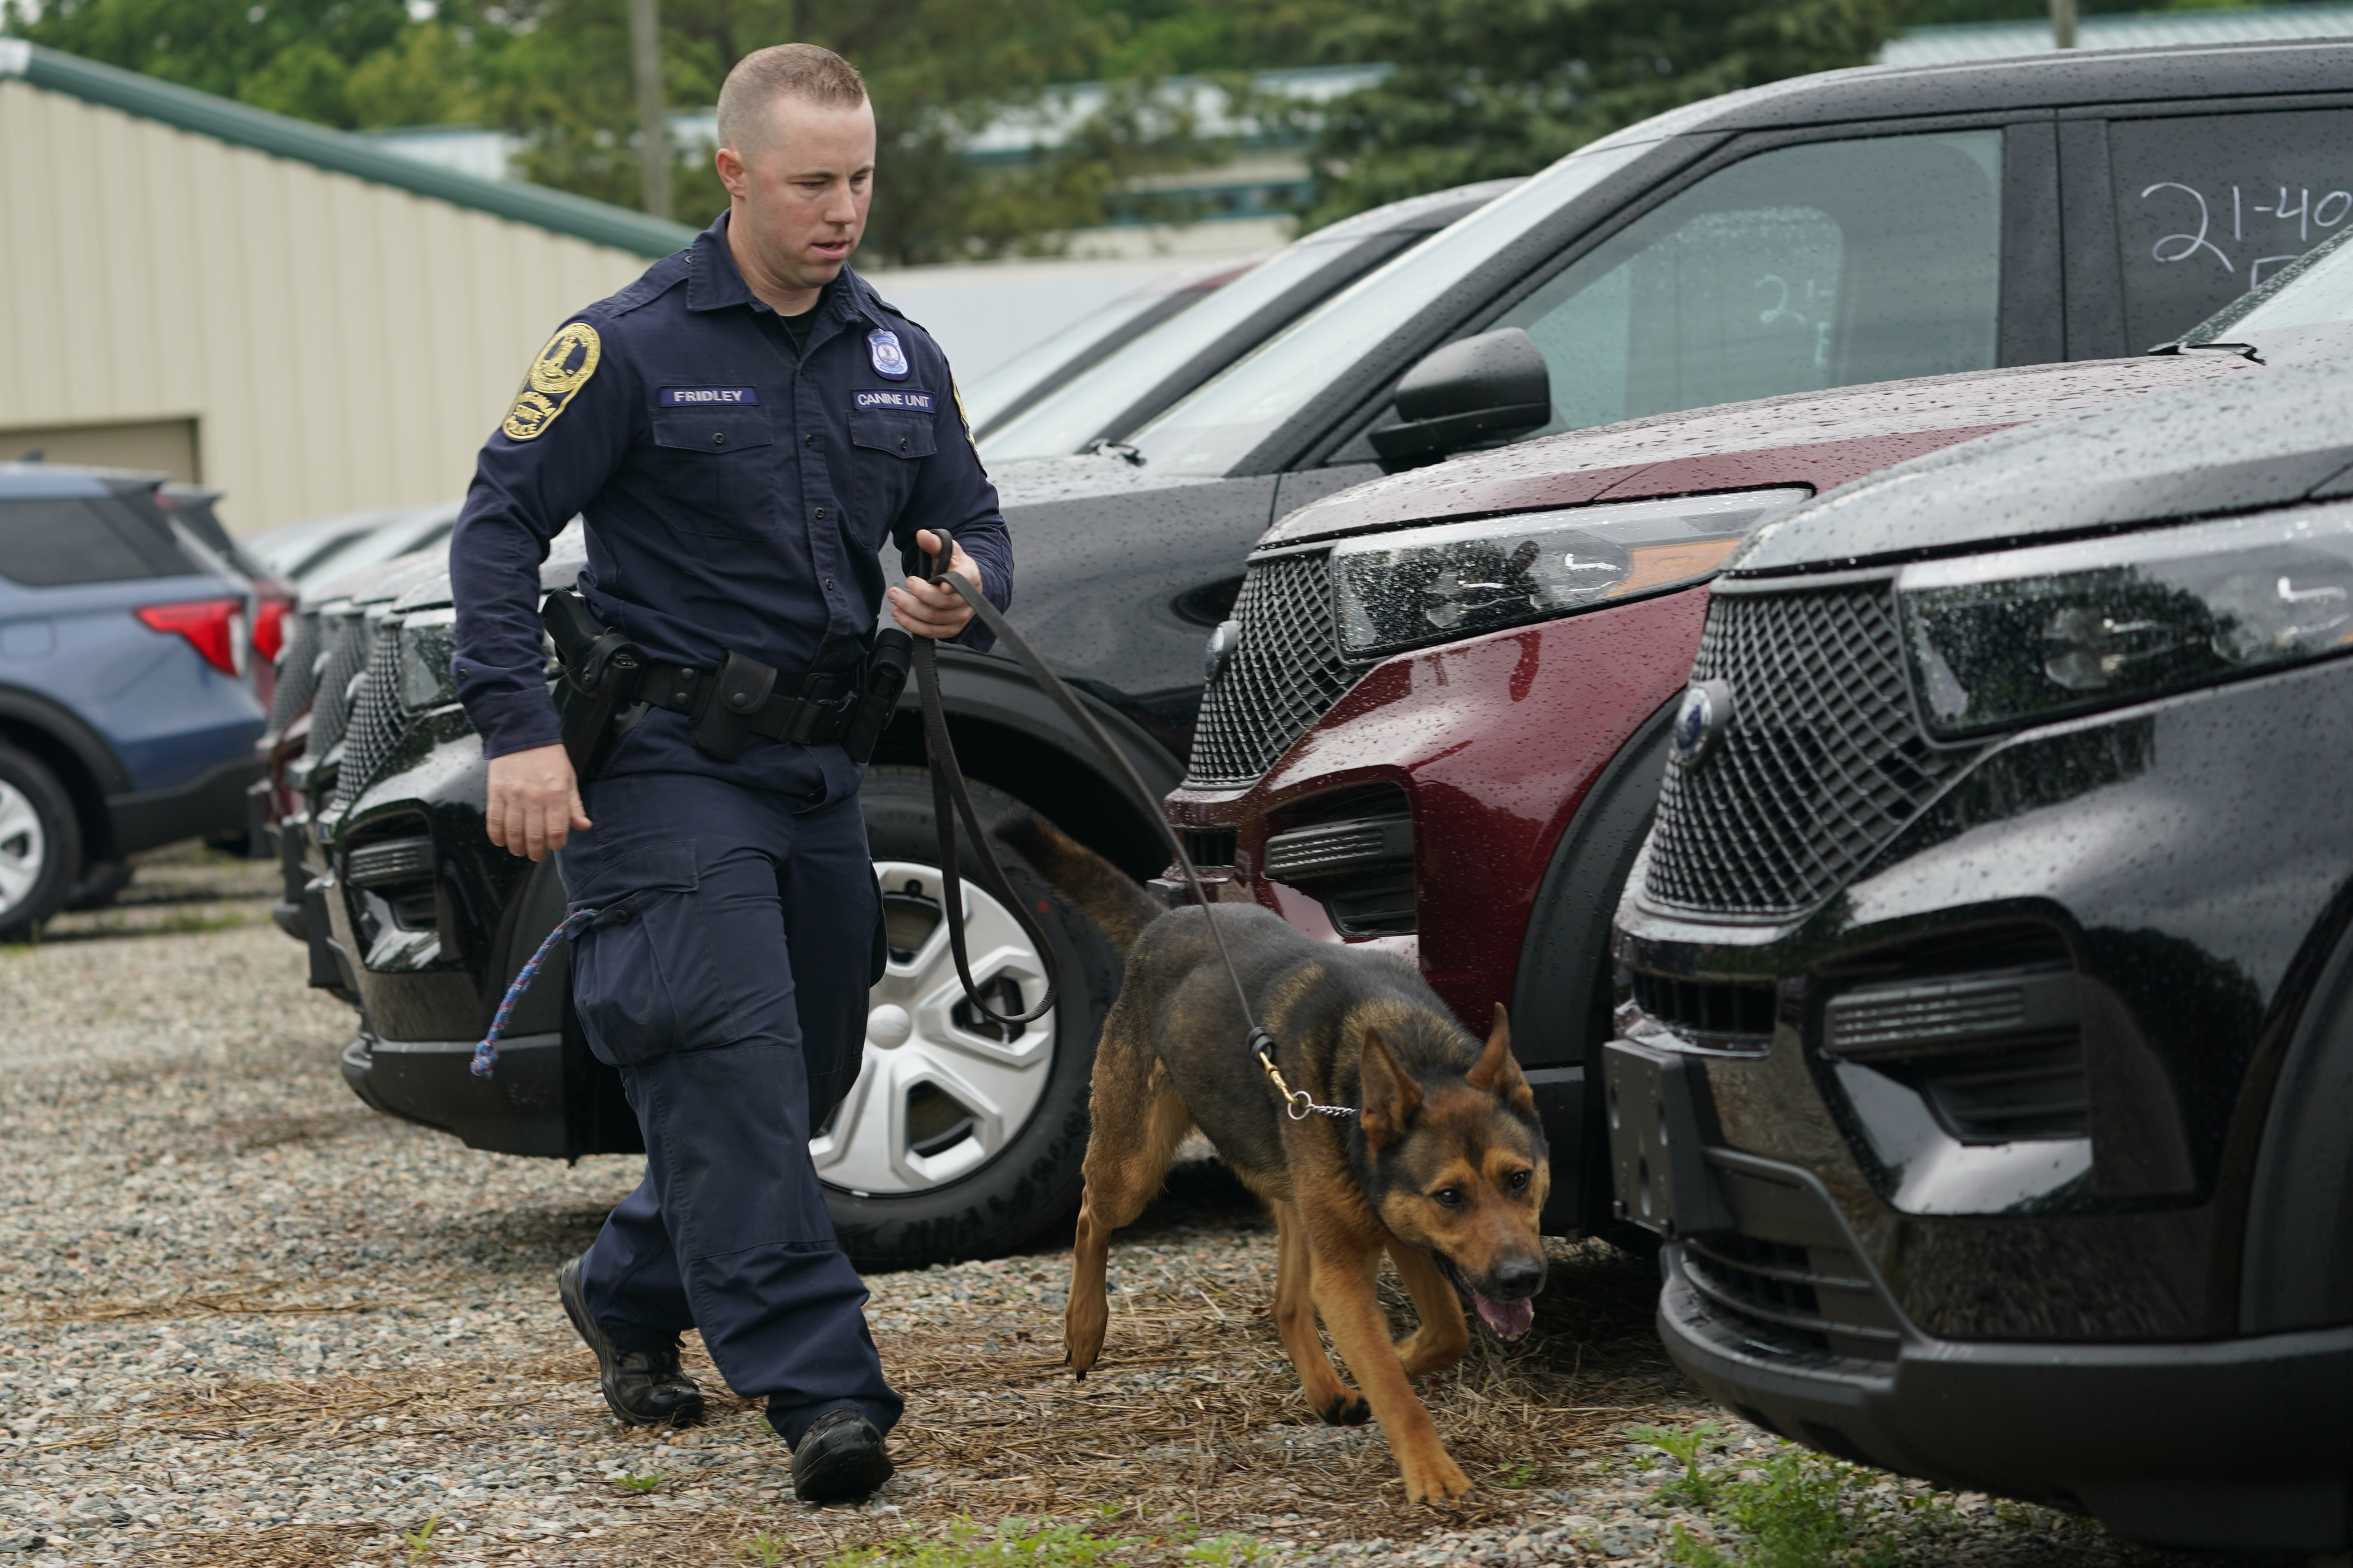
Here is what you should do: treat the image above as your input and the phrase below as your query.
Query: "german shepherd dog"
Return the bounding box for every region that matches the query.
[1001,817,1550,1503]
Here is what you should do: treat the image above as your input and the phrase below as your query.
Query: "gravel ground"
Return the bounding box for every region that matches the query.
[0,847,2320,1567]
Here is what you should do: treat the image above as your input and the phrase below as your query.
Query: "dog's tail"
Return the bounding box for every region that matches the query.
[996,812,1164,955]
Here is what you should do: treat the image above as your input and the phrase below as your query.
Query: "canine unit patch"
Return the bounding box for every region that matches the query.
[867,329,911,380]
[854,389,933,411]
[660,387,758,406]
[504,321,601,441]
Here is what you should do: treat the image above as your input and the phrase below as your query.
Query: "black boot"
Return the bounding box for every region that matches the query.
[557,1256,705,1427]
[789,1408,894,1503]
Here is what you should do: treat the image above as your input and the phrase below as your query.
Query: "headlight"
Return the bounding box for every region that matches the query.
[1328,489,1808,659]
[1899,502,2353,737]
[397,607,458,711]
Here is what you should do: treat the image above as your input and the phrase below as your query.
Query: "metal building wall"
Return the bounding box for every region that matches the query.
[0,77,652,531]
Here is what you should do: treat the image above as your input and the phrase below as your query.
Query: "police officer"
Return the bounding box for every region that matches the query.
[447,42,1011,1505]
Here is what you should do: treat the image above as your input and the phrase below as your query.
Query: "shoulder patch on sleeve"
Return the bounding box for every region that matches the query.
[952,380,987,475]
[503,321,602,441]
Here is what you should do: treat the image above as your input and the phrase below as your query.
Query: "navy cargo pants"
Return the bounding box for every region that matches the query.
[556,769,901,1446]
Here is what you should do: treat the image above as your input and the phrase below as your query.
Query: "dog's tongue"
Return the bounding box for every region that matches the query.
[1475,1292,1534,1339]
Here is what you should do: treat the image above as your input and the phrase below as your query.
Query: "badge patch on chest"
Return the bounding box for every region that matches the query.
[867,329,911,380]
[660,387,759,406]
[503,321,602,441]
[854,389,933,411]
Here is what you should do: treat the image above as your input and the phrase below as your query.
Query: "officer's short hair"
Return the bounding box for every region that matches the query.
[717,44,868,153]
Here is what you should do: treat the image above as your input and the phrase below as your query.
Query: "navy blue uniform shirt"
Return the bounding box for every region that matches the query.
[449,213,1012,798]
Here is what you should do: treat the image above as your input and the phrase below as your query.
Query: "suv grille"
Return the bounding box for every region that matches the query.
[1644,584,1981,918]
[1680,1157,1905,1363]
[307,611,372,761]
[1630,972,1776,1040]
[267,610,323,733]
[1682,1232,1897,1361]
[1185,552,1355,786]
[331,622,411,810]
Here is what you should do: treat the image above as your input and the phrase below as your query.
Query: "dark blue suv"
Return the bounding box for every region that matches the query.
[0,463,267,937]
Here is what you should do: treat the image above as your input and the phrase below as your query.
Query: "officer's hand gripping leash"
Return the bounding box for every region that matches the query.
[909,532,1352,1120]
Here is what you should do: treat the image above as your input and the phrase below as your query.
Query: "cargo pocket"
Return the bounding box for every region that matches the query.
[648,407,775,537]
[848,409,938,547]
[566,838,739,1066]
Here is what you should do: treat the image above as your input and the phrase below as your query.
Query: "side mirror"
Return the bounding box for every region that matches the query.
[1369,328,1552,464]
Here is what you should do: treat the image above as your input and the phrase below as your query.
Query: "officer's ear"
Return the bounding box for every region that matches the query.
[715,145,750,201]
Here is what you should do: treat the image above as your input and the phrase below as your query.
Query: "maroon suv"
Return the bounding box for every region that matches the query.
[1161,352,2257,1237]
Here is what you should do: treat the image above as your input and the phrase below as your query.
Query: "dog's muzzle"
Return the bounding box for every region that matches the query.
[1433,1252,1542,1340]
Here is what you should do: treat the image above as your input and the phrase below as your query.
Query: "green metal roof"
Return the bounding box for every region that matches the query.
[0,39,698,258]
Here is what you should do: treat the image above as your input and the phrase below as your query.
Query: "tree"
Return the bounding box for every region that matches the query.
[1298,0,1908,229]
[5,0,422,126]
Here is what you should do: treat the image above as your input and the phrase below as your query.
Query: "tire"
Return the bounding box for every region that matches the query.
[826,766,1124,1271]
[0,742,82,942]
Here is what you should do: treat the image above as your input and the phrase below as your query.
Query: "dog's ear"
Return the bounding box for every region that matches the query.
[1466,1004,1535,1111]
[1359,1027,1422,1146]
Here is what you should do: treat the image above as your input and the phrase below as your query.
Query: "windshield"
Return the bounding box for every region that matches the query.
[1124,137,1659,474]
[963,286,1202,436]
[2184,221,2353,341]
[982,230,1398,461]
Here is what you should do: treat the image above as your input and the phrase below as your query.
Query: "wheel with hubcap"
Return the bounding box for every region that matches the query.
[828,767,1124,1271]
[0,742,81,943]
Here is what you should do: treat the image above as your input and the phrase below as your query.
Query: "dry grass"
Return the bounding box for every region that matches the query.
[49,1167,1695,1568]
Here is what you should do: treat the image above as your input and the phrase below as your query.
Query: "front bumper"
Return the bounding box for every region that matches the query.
[337,1027,627,1158]
[1605,657,2353,1549]
[1661,1230,2353,1550]
[104,752,267,857]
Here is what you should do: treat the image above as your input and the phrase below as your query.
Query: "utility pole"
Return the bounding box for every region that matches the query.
[2051,0,2078,50]
[629,0,670,220]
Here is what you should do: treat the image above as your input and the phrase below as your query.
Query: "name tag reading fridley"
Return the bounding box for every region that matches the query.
[660,387,759,406]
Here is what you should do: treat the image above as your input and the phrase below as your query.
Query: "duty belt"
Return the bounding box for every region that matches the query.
[541,589,909,775]
[640,654,861,758]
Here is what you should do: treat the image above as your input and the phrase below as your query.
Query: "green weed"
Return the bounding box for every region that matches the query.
[1183,1534,1268,1567]
[1498,1455,1540,1489]
[833,1517,1149,1567]
[401,1512,442,1565]
[1628,1419,1726,1505]
[613,1471,666,1493]
[738,1534,791,1565]
[1654,1434,1919,1568]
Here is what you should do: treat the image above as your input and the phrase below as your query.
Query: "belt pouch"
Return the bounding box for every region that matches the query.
[692,649,778,761]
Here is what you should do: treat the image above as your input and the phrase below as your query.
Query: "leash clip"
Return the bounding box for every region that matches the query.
[1251,1027,1356,1120]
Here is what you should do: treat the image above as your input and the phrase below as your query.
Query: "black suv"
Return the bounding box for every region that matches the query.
[1605,355,2353,1551]
[305,39,2353,1271]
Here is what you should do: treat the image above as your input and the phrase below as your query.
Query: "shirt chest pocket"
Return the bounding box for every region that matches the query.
[648,407,775,536]
[847,410,938,544]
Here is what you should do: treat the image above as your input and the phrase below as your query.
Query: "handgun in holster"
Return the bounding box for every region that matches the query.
[542,588,643,784]
[841,627,913,765]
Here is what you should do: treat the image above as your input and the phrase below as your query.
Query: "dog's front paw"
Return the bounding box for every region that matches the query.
[1401,1452,1476,1504]
[1064,1298,1108,1378]
[1318,1392,1372,1427]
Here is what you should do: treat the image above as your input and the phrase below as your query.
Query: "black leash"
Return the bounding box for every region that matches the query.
[483,538,1353,1120]
[910,534,1354,1121]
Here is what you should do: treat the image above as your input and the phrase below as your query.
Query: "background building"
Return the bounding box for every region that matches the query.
[0,42,692,532]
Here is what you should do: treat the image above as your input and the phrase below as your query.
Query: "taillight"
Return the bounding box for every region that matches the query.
[136,598,248,677]
[253,597,292,663]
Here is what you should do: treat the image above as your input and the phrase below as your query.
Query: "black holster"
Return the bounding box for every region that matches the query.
[842,629,914,765]
[543,588,643,784]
